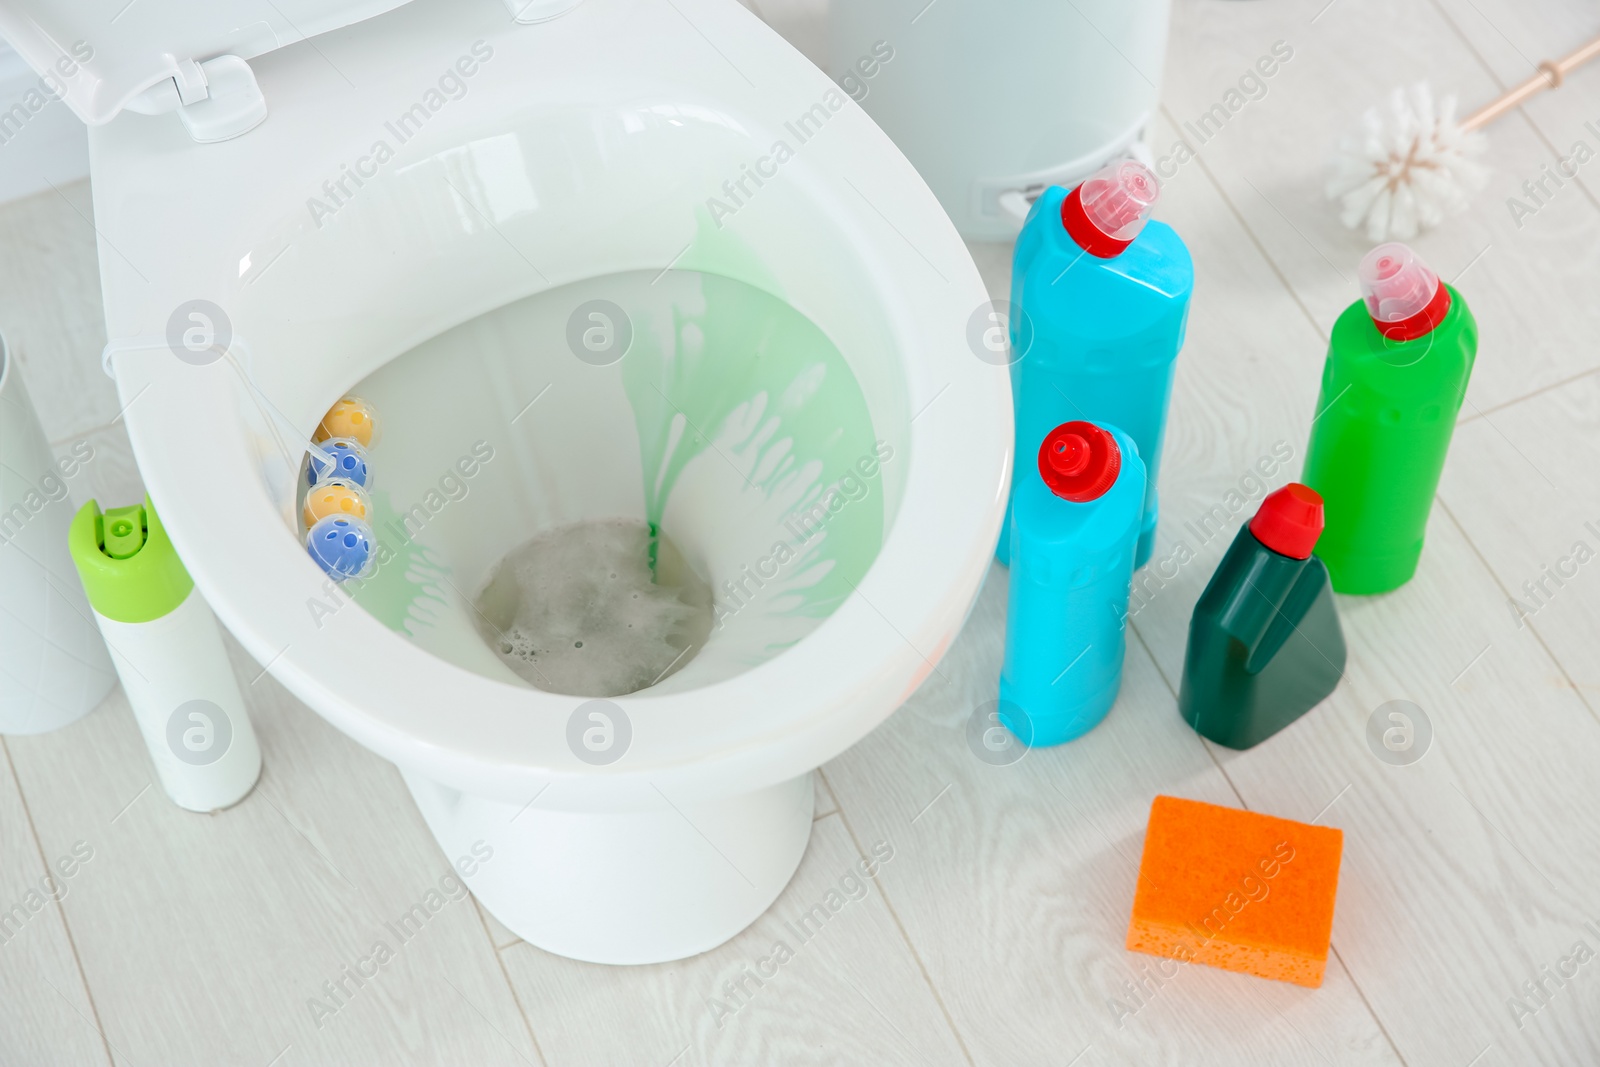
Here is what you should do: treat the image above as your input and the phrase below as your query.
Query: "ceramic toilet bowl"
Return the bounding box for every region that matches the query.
[85,0,1011,963]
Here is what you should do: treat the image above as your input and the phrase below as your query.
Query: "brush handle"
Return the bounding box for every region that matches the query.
[1462,32,1600,132]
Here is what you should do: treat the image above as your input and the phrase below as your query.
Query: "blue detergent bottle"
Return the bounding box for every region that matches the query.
[997,160,1193,570]
[999,419,1145,747]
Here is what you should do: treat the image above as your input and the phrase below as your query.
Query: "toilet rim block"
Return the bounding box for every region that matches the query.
[302,477,373,526]
[308,437,370,488]
[314,394,382,448]
[306,514,377,581]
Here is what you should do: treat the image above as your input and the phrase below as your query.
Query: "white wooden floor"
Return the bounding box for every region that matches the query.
[3,0,1600,1063]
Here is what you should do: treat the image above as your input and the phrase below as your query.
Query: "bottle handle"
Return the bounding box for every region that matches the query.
[1241,564,1326,675]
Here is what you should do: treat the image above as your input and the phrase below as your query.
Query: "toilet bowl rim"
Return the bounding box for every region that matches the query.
[98,0,1016,791]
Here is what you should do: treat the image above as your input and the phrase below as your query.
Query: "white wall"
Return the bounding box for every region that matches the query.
[0,40,91,206]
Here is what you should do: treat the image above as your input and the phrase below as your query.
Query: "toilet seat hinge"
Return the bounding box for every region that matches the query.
[171,59,209,106]
[126,54,268,144]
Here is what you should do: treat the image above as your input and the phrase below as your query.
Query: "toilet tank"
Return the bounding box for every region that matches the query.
[826,0,1171,239]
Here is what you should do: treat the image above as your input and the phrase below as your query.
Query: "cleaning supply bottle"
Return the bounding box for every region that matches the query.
[1301,242,1478,593]
[998,159,1193,571]
[68,496,261,812]
[1179,483,1346,749]
[999,419,1145,746]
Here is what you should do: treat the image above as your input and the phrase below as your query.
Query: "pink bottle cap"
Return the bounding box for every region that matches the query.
[1060,160,1160,258]
[1358,243,1452,341]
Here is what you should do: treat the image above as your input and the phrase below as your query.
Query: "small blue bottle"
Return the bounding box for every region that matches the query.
[997,160,1193,570]
[999,420,1144,747]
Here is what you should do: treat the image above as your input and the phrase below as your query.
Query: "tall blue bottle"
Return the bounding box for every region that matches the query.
[997,160,1193,570]
[999,420,1145,747]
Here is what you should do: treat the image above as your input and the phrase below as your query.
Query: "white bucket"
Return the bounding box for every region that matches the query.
[0,334,116,732]
[826,0,1171,239]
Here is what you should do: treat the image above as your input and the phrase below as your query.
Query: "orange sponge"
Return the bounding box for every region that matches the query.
[1126,795,1343,988]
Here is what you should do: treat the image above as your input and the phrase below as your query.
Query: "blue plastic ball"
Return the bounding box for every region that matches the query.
[306,515,375,580]
[308,438,370,488]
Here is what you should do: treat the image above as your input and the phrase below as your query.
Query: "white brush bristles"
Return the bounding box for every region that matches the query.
[1327,83,1489,241]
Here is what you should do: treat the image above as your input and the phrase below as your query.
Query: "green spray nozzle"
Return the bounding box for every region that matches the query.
[68,496,194,623]
[101,504,147,560]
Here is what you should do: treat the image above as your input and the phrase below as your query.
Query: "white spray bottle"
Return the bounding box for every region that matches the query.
[69,496,261,812]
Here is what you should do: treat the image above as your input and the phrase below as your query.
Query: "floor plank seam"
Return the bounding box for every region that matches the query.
[48,422,119,452]
[1435,496,1599,725]
[1422,0,1600,218]
[1421,0,1514,94]
[815,766,978,1067]
[1126,620,1252,810]
[2,736,117,1067]
[1459,363,1600,425]
[1326,942,1415,1067]
[473,900,549,1067]
[1157,101,1332,345]
[1507,108,1600,216]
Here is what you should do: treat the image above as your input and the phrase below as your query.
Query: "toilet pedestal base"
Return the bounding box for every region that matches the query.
[401,770,815,965]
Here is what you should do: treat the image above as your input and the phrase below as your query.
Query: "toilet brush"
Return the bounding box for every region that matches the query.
[1327,31,1600,241]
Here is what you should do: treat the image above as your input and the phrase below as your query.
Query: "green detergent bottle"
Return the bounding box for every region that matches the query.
[1302,243,1477,594]
[1180,483,1346,749]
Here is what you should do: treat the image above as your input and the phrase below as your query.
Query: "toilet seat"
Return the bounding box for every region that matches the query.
[70,0,1011,960]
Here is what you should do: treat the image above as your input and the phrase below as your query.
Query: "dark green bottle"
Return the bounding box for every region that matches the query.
[1179,484,1346,750]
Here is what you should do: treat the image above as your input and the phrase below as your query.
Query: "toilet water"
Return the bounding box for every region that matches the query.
[339,256,888,691]
[473,519,713,697]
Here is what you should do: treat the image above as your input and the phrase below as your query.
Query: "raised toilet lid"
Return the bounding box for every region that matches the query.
[0,0,417,126]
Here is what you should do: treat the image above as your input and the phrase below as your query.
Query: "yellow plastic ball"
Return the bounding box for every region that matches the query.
[314,395,380,447]
[302,481,371,526]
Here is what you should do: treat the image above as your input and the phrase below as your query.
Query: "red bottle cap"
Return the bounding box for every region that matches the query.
[1249,483,1324,560]
[1038,421,1121,502]
[1059,160,1160,259]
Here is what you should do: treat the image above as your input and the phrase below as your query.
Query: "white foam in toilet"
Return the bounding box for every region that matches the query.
[62,0,1013,963]
[474,518,713,696]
